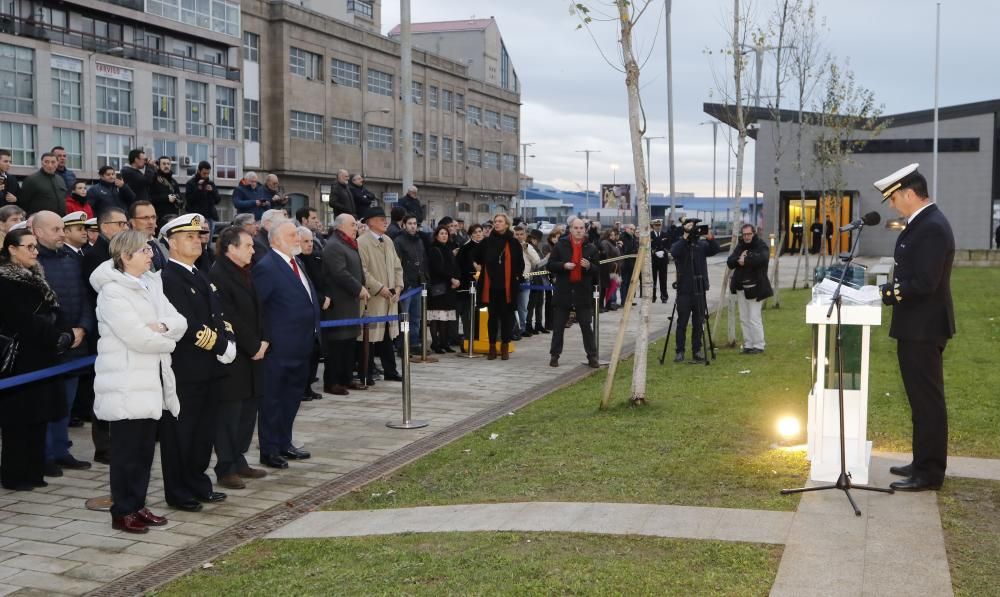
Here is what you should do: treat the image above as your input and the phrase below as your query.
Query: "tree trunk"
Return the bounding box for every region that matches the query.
[728,0,747,346]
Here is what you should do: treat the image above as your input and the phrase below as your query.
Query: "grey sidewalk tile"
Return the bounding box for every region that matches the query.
[3,540,76,557]
[712,509,795,545]
[567,503,658,535]
[2,514,68,530]
[4,570,102,595]
[62,547,155,569]
[3,526,77,543]
[60,534,135,552]
[505,502,594,533]
[636,505,723,540]
[3,554,82,574]
[782,512,867,549]
[434,503,532,533]
[64,563,133,583]
[0,583,18,597]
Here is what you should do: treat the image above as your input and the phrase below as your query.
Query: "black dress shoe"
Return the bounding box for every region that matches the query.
[260,453,289,469]
[43,461,63,477]
[673,353,685,363]
[889,463,913,477]
[93,451,111,465]
[281,447,311,460]
[889,476,942,492]
[68,417,85,428]
[196,491,227,503]
[383,373,403,382]
[55,454,92,470]
[169,500,203,512]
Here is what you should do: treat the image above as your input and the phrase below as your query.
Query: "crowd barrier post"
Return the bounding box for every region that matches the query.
[457,281,482,359]
[411,283,438,364]
[387,313,428,430]
[585,283,609,366]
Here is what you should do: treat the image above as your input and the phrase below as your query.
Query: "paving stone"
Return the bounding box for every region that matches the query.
[64,563,134,583]
[3,540,76,557]
[61,547,154,569]
[0,503,67,518]
[0,493,65,506]
[0,584,18,597]
[3,526,76,543]
[0,566,18,581]
[2,514,67,530]
[128,530,200,548]
[123,542,176,559]
[168,523,223,538]
[50,508,115,525]
[51,520,124,538]
[3,554,81,574]
[60,534,135,552]
[4,570,101,595]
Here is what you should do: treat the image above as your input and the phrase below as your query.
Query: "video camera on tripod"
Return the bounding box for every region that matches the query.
[681,218,710,243]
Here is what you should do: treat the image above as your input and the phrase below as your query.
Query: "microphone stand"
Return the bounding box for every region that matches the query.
[780,223,894,516]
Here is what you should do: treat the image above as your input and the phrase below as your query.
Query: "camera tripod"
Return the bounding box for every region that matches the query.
[657,238,716,366]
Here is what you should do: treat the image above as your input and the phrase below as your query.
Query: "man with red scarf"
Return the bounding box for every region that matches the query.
[546,218,600,368]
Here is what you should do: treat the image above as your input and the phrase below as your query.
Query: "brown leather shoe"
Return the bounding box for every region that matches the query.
[238,466,267,479]
[136,507,168,526]
[500,342,510,360]
[112,513,149,534]
[323,384,349,396]
[218,473,246,490]
[348,381,368,391]
[487,343,497,360]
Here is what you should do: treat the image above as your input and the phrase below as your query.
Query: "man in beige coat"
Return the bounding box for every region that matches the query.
[358,207,404,382]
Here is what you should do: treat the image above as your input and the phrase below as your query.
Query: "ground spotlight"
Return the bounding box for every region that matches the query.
[777,416,801,443]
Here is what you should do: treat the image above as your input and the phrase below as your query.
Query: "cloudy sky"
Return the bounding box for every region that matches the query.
[381,0,1000,196]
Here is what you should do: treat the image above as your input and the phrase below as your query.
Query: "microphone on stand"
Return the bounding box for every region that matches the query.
[839,211,881,232]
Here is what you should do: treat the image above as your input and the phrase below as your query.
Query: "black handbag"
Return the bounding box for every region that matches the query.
[0,331,19,377]
[429,282,448,297]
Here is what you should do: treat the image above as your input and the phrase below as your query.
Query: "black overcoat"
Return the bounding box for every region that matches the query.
[209,257,267,402]
[546,237,600,310]
[321,233,366,341]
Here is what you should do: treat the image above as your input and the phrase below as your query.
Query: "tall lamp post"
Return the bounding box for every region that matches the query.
[575,148,600,216]
[520,141,535,221]
[699,120,720,227]
[610,164,619,186]
[362,108,391,177]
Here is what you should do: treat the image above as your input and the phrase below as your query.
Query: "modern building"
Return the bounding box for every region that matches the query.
[284,0,381,32]
[241,1,522,225]
[705,99,1000,255]
[0,0,244,203]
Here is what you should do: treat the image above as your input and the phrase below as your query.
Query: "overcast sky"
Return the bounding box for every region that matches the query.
[381,0,1000,196]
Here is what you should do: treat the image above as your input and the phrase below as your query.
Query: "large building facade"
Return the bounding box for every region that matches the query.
[0,0,244,199]
[242,1,522,225]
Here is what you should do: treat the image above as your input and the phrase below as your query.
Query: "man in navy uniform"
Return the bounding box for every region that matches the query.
[874,163,955,492]
[649,219,669,303]
[159,214,236,511]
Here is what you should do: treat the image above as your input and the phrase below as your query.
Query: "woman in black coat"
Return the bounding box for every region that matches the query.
[456,224,484,346]
[208,227,270,489]
[0,229,74,490]
[473,214,524,360]
[427,226,461,353]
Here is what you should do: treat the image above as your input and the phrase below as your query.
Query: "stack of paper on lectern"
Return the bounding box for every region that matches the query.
[812,278,881,305]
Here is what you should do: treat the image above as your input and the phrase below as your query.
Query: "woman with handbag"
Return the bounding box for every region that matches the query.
[426,225,461,353]
[473,213,524,360]
[0,229,75,490]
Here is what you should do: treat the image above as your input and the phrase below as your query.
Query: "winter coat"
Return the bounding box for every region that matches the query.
[89,261,186,421]
[0,172,20,203]
[232,180,268,220]
[18,169,67,216]
[350,182,379,216]
[397,194,424,224]
[0,262,73,425]
[149,171,183,218]
[393,231,429,288]
[86,180,135,217]
[670,236,721,295]
[456,239,481,290]
[473,229,524,306]
[209,256,267,402]
[727,235,773,301]
[184,175,220,220]
[36,244,95,363]
[321,232,366,341]
[358,232,403,340]
[330,182,354,217]
[119,164,156,204]
[427,241,460,311]
[546,237,600,310]
[56,167,76,192]
[65,192,93,219]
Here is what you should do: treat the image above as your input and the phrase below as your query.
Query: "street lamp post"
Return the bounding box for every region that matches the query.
[610,164,619,186]
[362,108,391,178]
[521,141,535,221]
[575,149,600,216]
[699,120,719,227]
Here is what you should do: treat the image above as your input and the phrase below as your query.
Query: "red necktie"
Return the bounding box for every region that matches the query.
[289,257,300,276]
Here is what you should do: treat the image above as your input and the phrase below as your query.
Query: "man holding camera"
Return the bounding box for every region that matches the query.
[184,161,221,226]
[150,156,182,220]
[727,224,772,354]
[670,218,720,362]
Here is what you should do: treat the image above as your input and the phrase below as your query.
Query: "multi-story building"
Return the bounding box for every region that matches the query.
[0,0,244,204]
[242,0,521,225]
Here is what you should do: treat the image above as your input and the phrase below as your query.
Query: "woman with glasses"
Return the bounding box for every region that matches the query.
[0,229,75,490]
[90,230,187,533]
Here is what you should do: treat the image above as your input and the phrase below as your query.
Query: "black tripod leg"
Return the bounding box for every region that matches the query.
[780,483,835,495]
[849,483,896,494]
[842,489,862,516]
[658,300,678,365]
[701,293,716,362]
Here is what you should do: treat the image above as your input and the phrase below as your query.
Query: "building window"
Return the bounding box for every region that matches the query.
[149,0,240,36]
[485,110,501,130]
[96,75,132,127]
[290,47,322,80]
[331,118,360,145]
[502,154,517,172]
[442,137,453,161]
[411,80,423,104]
[216,146,237,179]
[153,139,178,173]
[428,85,438,108]
[501,42,512,91]
[441,89,454,112]
[467,105,481,125]
[467,147,481,168]
[0,122,36,166]
[0,44,33,115]
[347,0,374,19]
[52,128,83,169]
[502,114,518,134]
[243,98,259,142]
[290,111,324,141]
[243,32,259,62]
[331,59,361,88]
[185,142,209,175]
[484,151,500,170]
[456,93,465,112]
[456,140,464,162]
[152,74,176,133]
[367,68,393,96]
[185,80,208,137]
[413,132,424,155]
[51,57,82,121]
[367,124,393,152]
[216,87,236,140]
[96,133,133,170]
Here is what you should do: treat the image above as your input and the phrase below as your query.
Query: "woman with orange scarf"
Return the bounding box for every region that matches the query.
[474,213,524,360]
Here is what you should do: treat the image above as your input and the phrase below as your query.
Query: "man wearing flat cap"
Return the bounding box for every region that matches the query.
[874,163,955,492]
[358,207,404,382]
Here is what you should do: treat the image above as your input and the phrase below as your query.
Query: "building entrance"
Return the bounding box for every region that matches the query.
[780,193,853,256]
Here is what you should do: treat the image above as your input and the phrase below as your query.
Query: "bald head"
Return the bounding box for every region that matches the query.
[31,211,66,250]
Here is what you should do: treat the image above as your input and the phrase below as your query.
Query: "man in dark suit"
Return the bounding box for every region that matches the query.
[547,218,600,368]
[160,214,235,512]
[321,214,370,395]
[127,200,168,271]
[874,164,955,492]
[649,219,669,303]
[253,219,321,469]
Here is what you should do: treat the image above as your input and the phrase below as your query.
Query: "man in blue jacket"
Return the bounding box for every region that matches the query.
[232,172,268,221]
[86,166,135,217]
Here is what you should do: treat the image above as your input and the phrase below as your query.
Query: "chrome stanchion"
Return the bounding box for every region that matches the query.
[411,283,437,364]
[387,313,428,430]
[457,281,482,358]
[584,283,609,366]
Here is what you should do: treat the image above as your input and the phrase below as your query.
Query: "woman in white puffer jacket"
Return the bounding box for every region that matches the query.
[89,230,187,535]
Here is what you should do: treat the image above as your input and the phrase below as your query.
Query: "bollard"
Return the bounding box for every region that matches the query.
[411,283,438,364]
[584,284,608,366]
[387,313,428,429]
[457,281,482,358]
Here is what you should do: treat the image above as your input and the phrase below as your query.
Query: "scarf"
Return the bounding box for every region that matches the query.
[337,230,358,250]
[570,238,584,283]
[481,232,513,305]
[0,262,60,310]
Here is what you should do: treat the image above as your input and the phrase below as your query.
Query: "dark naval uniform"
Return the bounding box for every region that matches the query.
[159,215,235,510]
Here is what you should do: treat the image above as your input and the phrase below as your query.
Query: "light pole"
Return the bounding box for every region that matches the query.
[575,149,600,215]
[521,141,535,221]
[361,108,390,178]
[643,136,664,193]
[699,120,719,226]
[610,164,619,186]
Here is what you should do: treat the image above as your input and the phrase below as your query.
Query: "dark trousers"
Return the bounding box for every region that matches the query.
[898,339,948,483]
[324,338,356,387]
[675,293,704,355]
[214,397,258,479]
[543,291,553,328]
[651,257,668,300]
[486,301,516,343]
[159,381,218,504]
[109,418,157,517]
[370,328,399,376]
[0,422,46,489]
[621,265,634,303]
[73,371,95,421]
[304,340,320,395]
[527,290,544,329]
[549,307,597,358]
[259,358,307,456]
[92,418,111,459]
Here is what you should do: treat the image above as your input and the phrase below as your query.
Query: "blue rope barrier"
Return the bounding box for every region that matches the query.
[320,314,400,329]
[399,287,422,301]
[0,356,96,392]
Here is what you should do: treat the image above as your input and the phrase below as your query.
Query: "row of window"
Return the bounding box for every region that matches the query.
[0,122,239,179]
[147,0,241,37]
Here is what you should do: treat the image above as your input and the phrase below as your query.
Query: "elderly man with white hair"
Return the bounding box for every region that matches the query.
[330,169,354,217]
[250,208,285,265]
[398,185,424,225]
[233,171,268,221]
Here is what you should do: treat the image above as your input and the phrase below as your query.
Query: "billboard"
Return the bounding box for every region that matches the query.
[600,184,632,210]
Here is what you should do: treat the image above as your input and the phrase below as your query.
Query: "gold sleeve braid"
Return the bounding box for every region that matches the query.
[194,325,218,351]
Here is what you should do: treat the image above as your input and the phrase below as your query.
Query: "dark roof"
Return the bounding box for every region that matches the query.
[704,98,1000,137]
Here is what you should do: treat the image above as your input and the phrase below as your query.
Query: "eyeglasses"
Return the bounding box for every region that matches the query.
[15,243,39,252]
[106,220,129,227]
[741,232,755,237]
[132,246,154,256]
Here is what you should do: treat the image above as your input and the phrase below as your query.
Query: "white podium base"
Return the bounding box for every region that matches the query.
[806,388,873,484]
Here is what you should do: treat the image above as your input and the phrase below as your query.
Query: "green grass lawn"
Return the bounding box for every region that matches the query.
[939,478,1000,596]
[154,532,781,597]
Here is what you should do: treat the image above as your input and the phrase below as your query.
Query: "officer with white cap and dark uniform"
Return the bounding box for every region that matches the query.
[61,211,89,258]
[158,213,236,511]
[84,217,99,248]
[874,163,955,492]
